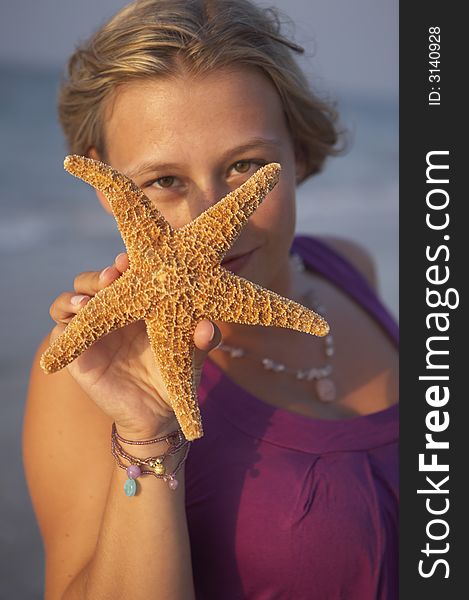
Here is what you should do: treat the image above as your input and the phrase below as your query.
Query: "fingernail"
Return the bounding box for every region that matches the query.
[208,322,215,341]
[71,294,89,306]
[115,252,126,262]
[99,266,113,280]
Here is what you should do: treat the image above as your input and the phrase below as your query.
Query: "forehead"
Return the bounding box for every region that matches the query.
[103,66,289,153]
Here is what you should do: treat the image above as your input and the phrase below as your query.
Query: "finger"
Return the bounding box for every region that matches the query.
[73,264,120,295]
[50,292,90,325]
[73,253,129,295]
[114,252,129,273]
[193,320,222,365]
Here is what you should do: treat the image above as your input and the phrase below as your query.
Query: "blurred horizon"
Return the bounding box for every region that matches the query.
[0,0,398,98]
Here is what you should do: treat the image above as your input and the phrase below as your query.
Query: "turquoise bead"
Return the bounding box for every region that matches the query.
[124,478,137,497]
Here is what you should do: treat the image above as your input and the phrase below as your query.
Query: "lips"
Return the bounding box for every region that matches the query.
[221,247,257,273]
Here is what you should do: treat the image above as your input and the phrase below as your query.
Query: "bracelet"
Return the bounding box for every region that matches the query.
[111,423,191,497]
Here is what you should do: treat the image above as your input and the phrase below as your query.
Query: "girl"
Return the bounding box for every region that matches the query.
[23,1,399,598]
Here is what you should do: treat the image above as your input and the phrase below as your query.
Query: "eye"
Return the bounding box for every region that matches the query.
[233,160,252,174]
[230,158,268,175]
[151,176,176,189]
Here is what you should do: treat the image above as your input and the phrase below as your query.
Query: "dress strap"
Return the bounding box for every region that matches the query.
[290,235,399,346]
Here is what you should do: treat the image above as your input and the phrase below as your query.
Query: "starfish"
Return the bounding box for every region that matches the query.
[40,156,329,440]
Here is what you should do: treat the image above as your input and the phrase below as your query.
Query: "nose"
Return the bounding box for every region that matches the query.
[188,179,231,222]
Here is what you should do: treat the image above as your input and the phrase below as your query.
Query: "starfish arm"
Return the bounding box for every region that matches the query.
[202,269,330,337]
[145,315,203,441]
[174,163,281,267]
[40,272,146,374]
[64,155,172,265]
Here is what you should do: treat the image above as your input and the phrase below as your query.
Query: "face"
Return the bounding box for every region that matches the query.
[91,66,303,301]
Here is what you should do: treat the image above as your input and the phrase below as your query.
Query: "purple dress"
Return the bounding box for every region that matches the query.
[186,235,399,600]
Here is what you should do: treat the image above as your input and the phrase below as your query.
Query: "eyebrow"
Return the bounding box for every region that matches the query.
[124,137,281,179]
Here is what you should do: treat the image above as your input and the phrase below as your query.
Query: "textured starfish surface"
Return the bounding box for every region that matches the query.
[40,155,329,440]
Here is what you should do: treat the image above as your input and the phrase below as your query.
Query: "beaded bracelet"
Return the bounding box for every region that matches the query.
[111,423,191,496]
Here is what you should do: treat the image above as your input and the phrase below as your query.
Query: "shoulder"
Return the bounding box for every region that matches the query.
[315,235,378,290]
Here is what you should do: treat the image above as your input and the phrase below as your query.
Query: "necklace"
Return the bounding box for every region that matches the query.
[216,253,337,403]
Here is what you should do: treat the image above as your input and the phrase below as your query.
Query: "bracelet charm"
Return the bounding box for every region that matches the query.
[124,477,138,497]
[111,423,191,496]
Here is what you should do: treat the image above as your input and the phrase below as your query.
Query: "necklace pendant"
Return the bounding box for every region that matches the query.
[316,378,336,403]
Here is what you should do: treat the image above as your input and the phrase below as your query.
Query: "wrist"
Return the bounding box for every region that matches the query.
[115,417,180,442]
[110,422,191,495]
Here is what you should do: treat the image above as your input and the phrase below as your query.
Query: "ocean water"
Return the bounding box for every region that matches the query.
[0,63,398,597]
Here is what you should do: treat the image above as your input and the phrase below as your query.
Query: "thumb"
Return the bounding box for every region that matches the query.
[193,319,222,376]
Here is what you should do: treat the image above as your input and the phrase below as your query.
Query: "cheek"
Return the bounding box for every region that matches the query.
[251,181,296,245]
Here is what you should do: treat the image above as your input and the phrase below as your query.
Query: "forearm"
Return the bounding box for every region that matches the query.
[63,436,195,600]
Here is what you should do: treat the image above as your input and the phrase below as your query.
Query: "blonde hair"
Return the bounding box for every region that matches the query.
[58,0,342,182]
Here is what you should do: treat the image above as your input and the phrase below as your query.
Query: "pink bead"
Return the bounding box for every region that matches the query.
[168,478,179,490]
[126,465,141,479]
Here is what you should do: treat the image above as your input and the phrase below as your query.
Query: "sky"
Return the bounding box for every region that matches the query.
[0,0,398,98]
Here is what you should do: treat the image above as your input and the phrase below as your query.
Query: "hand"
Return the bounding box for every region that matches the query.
[48,253,222,438]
